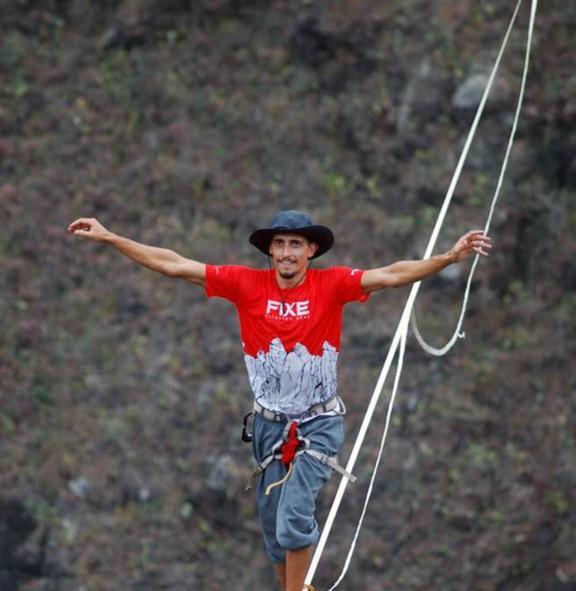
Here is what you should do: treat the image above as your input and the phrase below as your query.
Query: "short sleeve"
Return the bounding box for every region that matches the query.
[204,265,247,303]
[328,266,370,305]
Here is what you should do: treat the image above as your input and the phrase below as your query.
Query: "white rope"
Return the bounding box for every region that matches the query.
[412,0,540,356]
[326,320,408,591]
[303,0,539,588]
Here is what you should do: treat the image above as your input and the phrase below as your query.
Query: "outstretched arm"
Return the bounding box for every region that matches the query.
[67,217,206,287]
[361,230,492,293]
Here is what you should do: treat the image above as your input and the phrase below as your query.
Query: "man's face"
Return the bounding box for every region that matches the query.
[269,233,318,279]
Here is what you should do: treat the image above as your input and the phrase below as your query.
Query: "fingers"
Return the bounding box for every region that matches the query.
[465,229,489,240]
[70,230,90,238]
[473,247,490,256]
[67,217,108,243]
[458,230,492,258]
[463,230,491,242]
[67,217,95,234]
[68,217,91,228]
[470,235,492,256]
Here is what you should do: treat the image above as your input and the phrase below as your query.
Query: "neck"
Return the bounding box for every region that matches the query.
[275,267,307,290]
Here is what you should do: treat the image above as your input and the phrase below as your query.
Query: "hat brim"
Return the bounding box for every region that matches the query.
[249,225,334,259]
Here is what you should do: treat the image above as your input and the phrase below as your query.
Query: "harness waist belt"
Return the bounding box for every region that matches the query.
[253,395,344,422]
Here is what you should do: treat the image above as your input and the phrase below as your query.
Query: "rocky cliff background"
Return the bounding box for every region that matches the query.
[1,1,575,590]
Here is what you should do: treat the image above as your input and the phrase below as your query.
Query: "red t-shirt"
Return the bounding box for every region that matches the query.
[205,265,369,417]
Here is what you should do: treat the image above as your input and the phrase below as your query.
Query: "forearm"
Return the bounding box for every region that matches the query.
[362,250,457,292]
[362,230,492,293]
[385,251,456,287]
[104,232,181,275]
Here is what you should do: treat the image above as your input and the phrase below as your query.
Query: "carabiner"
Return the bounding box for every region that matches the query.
[241,412,254,443]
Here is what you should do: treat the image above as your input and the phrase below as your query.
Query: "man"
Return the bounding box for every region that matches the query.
[67,210,491,591]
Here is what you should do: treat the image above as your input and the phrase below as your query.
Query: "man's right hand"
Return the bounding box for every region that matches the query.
[67,217,112,242]
[67,217,207,285]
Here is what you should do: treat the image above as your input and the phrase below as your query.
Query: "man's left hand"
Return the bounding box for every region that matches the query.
[449,230,493,263]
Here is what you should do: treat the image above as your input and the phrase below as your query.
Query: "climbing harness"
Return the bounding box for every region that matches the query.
[241,395,343,443]
[242,396,356,496]
[244,397,357,493]
[303,1,540,589]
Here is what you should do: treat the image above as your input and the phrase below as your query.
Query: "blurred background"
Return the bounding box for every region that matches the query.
[0,1,574,590]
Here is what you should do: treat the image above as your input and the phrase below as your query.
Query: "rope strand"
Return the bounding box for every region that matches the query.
[412,0,540,356]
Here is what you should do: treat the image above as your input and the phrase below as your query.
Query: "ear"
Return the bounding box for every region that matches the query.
[308,242,319,259]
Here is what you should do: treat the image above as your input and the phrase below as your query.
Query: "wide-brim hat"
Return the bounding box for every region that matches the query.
[249,210,334,259]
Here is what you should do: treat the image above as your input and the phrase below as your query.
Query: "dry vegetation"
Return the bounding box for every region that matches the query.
[0,1,575,590]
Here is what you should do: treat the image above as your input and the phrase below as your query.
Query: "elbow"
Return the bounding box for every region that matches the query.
[162,262,180,278]
[163,253,187,278]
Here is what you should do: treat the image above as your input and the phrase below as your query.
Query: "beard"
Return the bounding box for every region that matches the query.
[278,269,298,279]
[276,257,299,280]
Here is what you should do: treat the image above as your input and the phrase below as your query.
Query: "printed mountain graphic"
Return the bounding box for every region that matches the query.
[244,338,338,416]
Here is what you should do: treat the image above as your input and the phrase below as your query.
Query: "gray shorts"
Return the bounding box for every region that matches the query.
[252,413,345,563]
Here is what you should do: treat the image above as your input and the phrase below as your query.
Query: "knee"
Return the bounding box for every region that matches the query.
[276,507,318,551]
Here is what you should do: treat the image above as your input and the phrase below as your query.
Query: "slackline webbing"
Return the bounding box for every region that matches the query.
[303,0,539,588]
